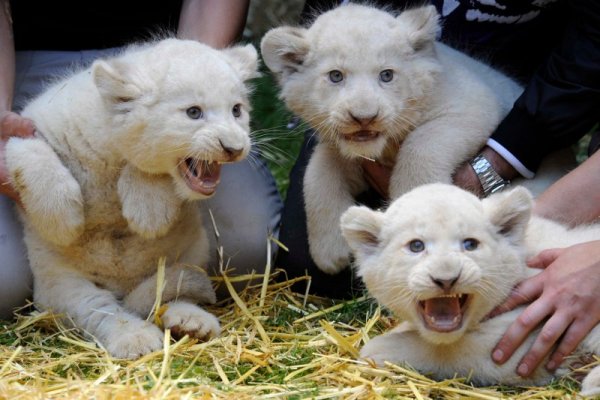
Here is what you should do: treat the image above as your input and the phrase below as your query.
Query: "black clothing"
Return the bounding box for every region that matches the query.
[10,1,183,51]
[277,133,385,298]
[278,0,600,298]
[301,0,600,172]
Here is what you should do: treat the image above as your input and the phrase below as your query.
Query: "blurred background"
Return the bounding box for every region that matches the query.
[243,0,306,198]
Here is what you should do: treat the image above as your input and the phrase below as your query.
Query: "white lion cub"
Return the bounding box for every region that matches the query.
[5,39,258,359]
[260,4,523,274]
[341,183,600,395]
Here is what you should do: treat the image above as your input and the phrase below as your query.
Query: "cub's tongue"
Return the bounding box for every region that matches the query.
[421,297,462,332]
[179,159,221,195]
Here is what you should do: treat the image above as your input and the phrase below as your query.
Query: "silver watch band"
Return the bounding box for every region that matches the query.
[469,154,510,197]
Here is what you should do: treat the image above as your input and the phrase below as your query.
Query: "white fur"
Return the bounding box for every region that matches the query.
[6,38,259,359]
[261,3,523,274]
[341,183,600,393]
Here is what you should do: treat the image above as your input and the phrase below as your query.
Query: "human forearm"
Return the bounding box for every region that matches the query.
[177,0,250,48]
[534,149,600,226]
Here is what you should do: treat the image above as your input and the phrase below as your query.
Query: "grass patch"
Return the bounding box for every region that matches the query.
[0,270,590,399]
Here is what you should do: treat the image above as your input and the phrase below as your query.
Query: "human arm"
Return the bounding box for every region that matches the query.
[486,0,600,176]
[362,144,518,199]
[368,0,600,197]
[177,0,250,48]
[533,149,600,227]
[490,241,600,377]
[0,0,35,201]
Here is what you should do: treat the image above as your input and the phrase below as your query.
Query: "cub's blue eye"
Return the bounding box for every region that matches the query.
[379,69,394,82]
[463,238,479,251]
[408,239,425,253]
[186,106,203,119]
[232,104,242,118]
[329,70,344,83]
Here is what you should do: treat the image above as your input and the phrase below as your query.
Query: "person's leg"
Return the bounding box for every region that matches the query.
[0,196,30,319]
[201,154,282,277]
[275,133,372,299]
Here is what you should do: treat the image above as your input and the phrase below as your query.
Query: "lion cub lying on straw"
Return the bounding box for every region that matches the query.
[341,183,600,395]
[6,39,258,359]
[260,4,523,275]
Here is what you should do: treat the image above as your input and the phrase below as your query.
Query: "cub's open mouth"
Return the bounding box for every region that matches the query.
[178,158,221,195]
[342,130,380,142]
[418,293,470,332]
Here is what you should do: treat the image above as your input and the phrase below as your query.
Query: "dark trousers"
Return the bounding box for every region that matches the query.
[275,132,385,299]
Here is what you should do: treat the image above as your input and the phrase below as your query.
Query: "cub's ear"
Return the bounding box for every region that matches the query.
[92,60,144,109]
[341,206,384,261]
[260,26,309,76]
[483,186,533,244]
[395,5,440,51]
[222,44,260,82]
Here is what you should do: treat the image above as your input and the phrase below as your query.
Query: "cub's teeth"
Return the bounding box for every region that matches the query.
[427,315,436,323]
[453,316,460,324]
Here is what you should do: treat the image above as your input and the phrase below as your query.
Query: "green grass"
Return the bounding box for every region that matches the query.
[249,63,306,198]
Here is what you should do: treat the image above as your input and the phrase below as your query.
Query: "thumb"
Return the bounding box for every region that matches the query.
[527,248,563,269]
[0,111,36,139]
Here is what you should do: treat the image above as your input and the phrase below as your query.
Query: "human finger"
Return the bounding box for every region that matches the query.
[0,111,36,139]
[488,273,543,318]
[526,248,563,269]
[546,316,596,371]
[492,296,553,365]
[515,311,573,377]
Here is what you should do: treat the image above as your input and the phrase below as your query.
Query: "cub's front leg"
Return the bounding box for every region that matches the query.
[123,253,220,342]
[124,264,217,316]
[360,323,425,368]
[304,144,365,274]
[389,117,489,199]
[34,267,164,359]
[118,164,183,239]
[5,137,84,246]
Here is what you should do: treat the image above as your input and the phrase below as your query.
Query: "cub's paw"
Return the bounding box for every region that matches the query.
[360,337,395,367]
[309,234,352,275]
[104,319,164,359]
[161,302,221,341]
[118,165,182,239]
[6,137,84,246]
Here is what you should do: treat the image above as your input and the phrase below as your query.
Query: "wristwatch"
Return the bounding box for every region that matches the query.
[469,154,510,197]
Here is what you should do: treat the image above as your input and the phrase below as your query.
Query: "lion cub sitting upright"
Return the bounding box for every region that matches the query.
[260,4,523,274]
[5,39,258,359]
[341,183,600,395]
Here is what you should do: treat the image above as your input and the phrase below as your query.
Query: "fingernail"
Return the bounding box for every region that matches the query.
[492,349,504,362]
[517,363,529,376]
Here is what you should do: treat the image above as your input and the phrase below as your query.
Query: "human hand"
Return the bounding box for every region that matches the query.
[361,159,390,199]
[0,110,35,201]
[490,240,600,377]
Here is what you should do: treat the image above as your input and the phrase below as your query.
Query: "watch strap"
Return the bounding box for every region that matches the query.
[469,154,510,197]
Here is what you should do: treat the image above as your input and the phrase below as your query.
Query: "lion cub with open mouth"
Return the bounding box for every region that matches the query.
[341,183,600,395]
[5,39,258,359]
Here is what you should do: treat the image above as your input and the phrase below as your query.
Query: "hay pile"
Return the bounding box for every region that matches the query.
[0,263,588,399]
